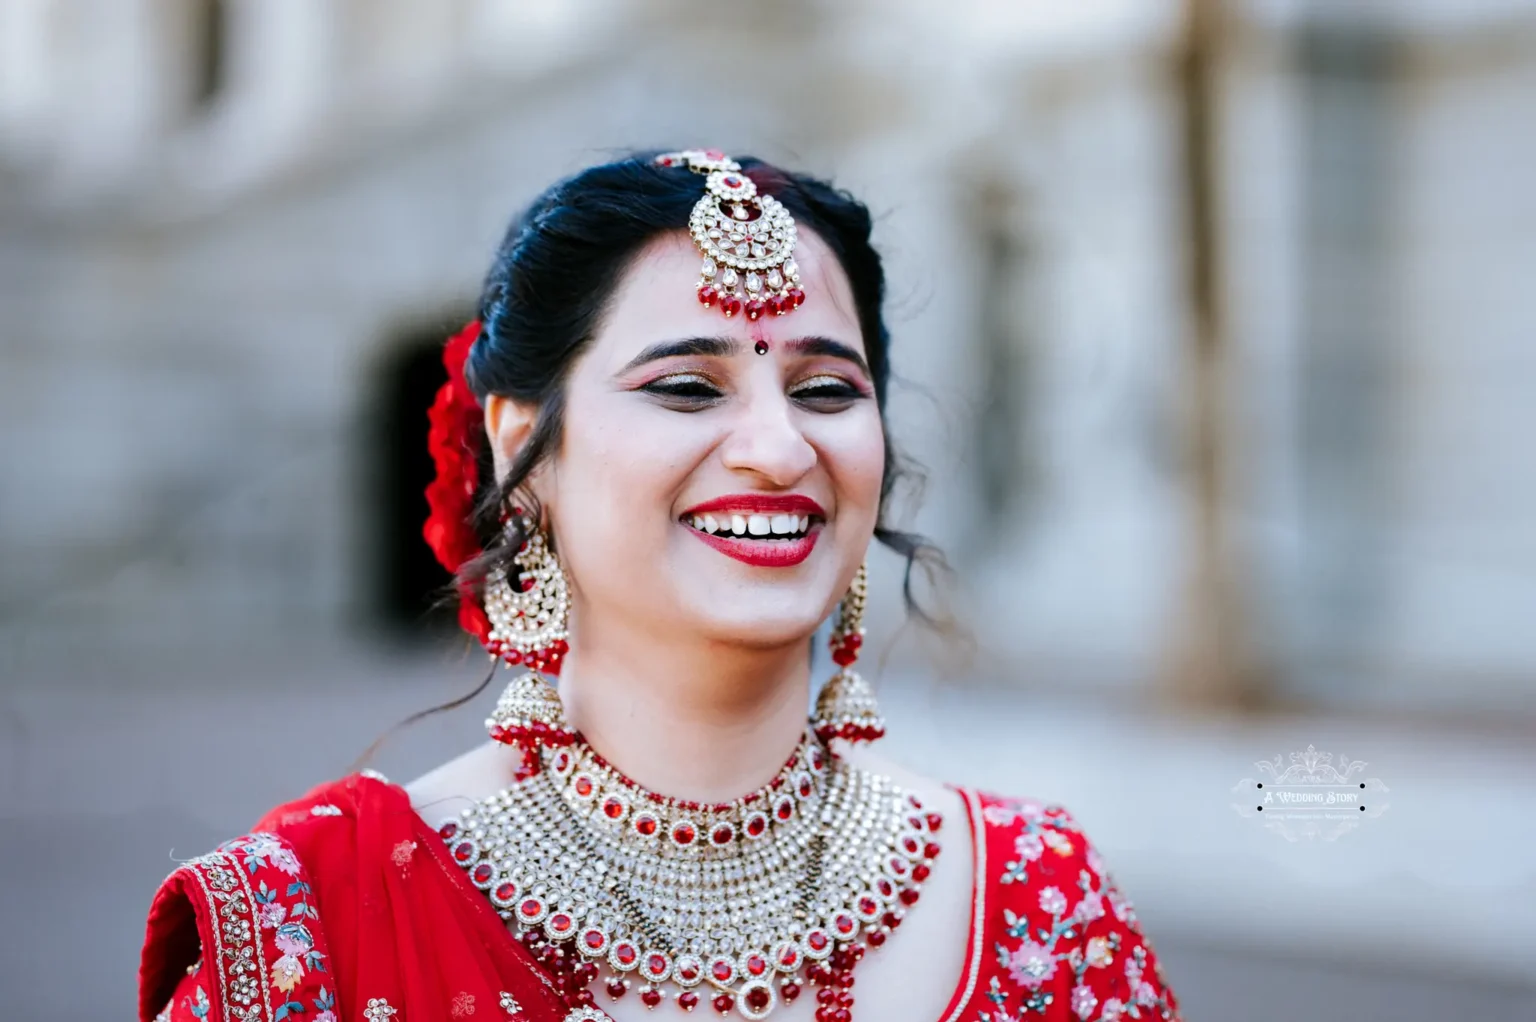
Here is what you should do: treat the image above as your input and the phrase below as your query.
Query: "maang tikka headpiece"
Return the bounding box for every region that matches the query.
[655,149,806,321]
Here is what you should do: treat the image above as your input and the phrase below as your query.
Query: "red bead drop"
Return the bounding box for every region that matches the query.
[698,285,718,307]
[720,295,743,318]
[782,982,801,1003]
[788,288,806,308]
[606,979,627,1000]
[640,988,663,1008]
[912,863,931,882]
[678,991,698,1012]
[867,929,887,947]
[745,299,767,321]
[712,992,734,1014]
[900,888,921,906]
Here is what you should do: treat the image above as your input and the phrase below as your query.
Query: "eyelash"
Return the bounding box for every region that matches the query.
[641,373,864,408]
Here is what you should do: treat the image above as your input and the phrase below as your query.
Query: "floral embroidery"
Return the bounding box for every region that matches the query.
[171,832,331,1022]
[961,793,1183,1022]
[312,985,338,1022]
[451,991,477,1017]
[364,998,398,1021]
[392,839,417,869]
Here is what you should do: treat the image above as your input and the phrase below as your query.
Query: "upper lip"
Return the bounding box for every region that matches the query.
[679,493,827,520]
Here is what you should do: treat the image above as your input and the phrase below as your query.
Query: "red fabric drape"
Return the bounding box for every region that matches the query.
[139,774,564,1022]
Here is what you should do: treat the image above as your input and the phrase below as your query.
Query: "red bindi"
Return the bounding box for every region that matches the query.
[754,340,769,355]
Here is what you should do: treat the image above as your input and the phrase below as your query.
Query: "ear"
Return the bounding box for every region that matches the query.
[484,393,538,484]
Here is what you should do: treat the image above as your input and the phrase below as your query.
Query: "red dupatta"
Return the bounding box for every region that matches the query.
[138,774,566,1022]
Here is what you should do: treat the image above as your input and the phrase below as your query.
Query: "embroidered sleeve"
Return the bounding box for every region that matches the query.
[152,962,214,1022]
[976,797,1183,1022]
[140,833,337,1022]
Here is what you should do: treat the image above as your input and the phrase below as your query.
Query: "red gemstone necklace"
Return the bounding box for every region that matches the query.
[439,730,942,1019]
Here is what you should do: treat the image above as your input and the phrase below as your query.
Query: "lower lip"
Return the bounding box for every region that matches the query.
[684,523,821,567]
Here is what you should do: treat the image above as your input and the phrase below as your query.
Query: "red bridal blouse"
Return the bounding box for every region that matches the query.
[140,774,1183,1022]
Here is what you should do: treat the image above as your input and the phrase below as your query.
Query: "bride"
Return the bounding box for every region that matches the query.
[139,151,1183,1022]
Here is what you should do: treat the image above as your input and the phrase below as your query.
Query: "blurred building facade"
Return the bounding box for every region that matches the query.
[2,0,1533,722]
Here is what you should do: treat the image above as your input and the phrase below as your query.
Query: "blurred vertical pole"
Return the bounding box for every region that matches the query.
[1163,0,1269,711]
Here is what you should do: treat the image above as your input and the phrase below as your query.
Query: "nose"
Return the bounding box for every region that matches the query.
[717,385,818,487]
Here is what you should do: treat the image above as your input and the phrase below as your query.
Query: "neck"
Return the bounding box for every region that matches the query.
[556,616,812,804]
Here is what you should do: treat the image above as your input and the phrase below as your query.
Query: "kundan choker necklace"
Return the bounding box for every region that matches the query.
[439,730,942,1020]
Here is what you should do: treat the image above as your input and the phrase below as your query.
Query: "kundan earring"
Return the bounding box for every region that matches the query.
[812,562,886,744]
[482,510,576,751]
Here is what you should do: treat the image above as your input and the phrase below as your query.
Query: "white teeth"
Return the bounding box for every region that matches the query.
[687,511,814,537]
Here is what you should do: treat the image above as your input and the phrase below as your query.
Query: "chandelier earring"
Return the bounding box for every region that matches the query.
[482,506,575,752]
[812,562,886,744]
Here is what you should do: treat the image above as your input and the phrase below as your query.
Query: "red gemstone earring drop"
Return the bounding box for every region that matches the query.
[812,562,885,744]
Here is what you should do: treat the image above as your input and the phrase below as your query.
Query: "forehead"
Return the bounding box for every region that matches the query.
[589,228,865,361]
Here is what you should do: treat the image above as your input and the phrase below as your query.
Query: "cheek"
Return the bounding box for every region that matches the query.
[815,407,886,516]
[551,393,701,538]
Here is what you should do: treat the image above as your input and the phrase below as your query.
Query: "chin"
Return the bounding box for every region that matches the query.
[685,598,829,649]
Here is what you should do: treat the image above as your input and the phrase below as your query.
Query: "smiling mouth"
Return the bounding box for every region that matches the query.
[682,512,815,540]
[677,497,826,567]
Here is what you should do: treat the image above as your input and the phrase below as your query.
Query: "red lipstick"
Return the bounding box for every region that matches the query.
[679,493,826,568]
[679,494,826,518]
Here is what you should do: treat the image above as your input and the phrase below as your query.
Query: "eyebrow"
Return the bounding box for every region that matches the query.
[621,336,738,372]
[784,336,871,378]
[620,334,871,377]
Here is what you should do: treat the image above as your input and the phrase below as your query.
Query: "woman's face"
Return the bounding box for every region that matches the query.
[530,229,883,651]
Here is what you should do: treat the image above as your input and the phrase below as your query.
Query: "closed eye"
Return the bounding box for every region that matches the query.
[640,373,723,408]
[789,375,865,408]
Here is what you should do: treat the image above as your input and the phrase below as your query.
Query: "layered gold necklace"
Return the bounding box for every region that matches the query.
[439,730,943,1019]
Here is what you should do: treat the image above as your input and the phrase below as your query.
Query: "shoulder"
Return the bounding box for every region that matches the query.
[956,789,1186,1022]
[137,775,390,1022]
[401,739,530,826]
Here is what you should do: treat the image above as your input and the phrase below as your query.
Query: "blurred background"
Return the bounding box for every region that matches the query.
[2,0,1534,1017]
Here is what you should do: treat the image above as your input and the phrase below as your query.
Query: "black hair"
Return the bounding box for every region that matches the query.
[457,151,943,623]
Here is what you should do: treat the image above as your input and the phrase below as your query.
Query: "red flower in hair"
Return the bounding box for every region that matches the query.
[422,320,492,643]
